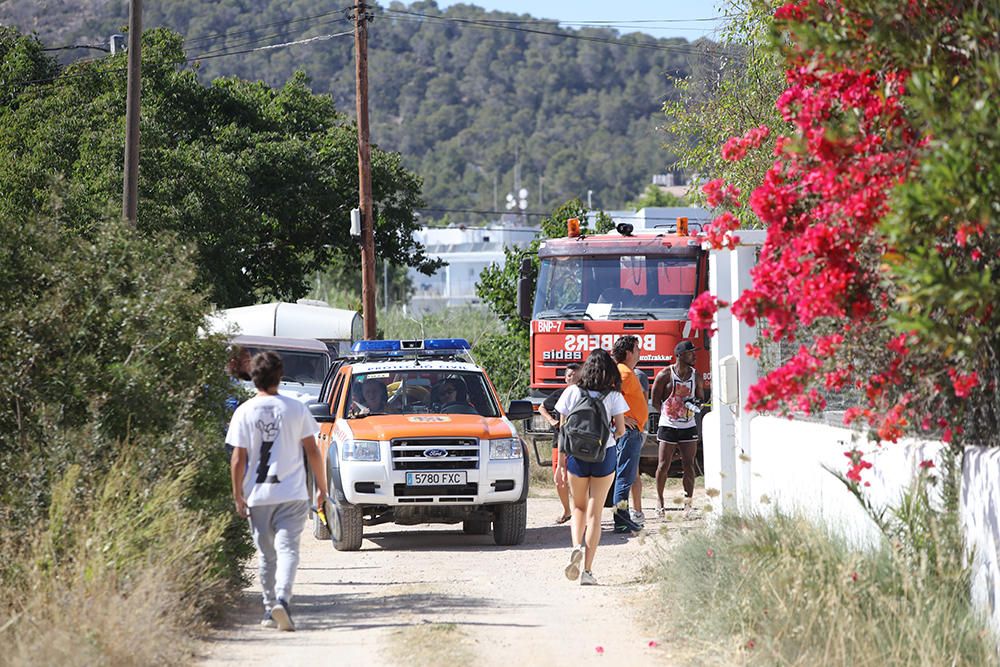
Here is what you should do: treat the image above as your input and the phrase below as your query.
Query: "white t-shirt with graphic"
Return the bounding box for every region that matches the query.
[226,393,319,507]
[554,385,629,450]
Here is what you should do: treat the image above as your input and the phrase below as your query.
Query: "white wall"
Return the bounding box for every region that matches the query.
[962,446,1000,635]
[704,414,1000,635]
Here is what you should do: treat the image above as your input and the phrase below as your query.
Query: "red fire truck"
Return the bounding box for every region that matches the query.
[516,217,711,475]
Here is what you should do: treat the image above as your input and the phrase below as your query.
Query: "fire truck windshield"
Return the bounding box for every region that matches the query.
[533,255,698,320]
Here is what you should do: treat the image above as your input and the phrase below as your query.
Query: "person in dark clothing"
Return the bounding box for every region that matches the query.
[538,363,581,524]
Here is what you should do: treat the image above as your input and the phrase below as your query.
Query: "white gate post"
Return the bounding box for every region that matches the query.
[707,250,737,510]
[731,244,760,512]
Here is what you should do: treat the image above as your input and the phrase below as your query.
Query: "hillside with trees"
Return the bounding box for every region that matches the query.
[0,0,727,218]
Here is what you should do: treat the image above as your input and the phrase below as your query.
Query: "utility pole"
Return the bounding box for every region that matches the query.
[353,1,377,339]
[122,0,142,226]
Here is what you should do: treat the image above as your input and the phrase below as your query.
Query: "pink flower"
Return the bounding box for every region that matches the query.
[595,646,605,655]
[647,640,659,648]
[707,548,715,558]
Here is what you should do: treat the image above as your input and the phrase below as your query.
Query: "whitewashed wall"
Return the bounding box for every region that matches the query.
[961,446,1000,635]
[704,413,999,634]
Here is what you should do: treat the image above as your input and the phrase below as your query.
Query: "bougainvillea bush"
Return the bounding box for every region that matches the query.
[692,1,1000,466]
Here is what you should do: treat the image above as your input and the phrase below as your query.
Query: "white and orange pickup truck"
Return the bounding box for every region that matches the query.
[307,339,533,551]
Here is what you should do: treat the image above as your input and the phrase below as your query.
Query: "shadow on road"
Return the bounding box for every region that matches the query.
[206,587,535,637]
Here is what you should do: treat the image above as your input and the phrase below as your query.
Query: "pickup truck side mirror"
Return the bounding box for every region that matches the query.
[308,402,335,423]
[506,400,533,422]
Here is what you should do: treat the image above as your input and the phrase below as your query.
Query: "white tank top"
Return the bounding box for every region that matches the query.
[660,366,697,429]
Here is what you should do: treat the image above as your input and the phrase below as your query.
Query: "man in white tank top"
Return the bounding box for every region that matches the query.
[650,340,705,517]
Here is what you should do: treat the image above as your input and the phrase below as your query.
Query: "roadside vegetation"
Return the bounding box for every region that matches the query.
[655,474,997,665]
[0,210,246,666]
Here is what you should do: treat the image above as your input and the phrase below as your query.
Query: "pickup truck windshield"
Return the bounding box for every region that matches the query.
[533,255,698,320]
[347,370,500,418]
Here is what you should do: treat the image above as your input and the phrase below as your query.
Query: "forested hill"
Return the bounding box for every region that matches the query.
[1,0,720,218]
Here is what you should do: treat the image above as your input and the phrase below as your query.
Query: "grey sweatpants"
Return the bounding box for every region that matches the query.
[248,500,309,610]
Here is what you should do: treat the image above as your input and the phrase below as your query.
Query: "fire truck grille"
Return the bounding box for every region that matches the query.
[390,438,480,471]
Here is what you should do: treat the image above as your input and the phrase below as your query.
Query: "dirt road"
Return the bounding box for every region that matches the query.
[198,487,707,666]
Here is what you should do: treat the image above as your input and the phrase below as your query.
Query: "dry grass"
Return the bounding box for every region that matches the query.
[650,511,998,666]
[386,622,475,667]
[0,458,228,667]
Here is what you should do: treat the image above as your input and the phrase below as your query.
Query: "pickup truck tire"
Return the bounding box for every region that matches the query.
[462,519,491,535]
[312,511,331,540]
[330,499,363,552]
[492,500,527,546]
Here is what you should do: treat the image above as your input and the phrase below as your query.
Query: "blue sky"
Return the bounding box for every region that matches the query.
[434,1,728,41]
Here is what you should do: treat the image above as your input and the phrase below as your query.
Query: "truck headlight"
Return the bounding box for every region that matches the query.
[489,438,522,460]
[342,440,380,462]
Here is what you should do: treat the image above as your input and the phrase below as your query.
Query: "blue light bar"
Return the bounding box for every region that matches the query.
[351,339,471,354]
[424,338,471,351]
[352,340,400,353]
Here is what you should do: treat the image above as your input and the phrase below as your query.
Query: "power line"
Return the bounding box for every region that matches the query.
[42,44,110,53]
[190,17,350,58]
[381,9,740,59]
[187,30,354,62]
[183,5,353,45]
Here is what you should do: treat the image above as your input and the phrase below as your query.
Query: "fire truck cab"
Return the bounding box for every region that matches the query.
[517,218,712,476]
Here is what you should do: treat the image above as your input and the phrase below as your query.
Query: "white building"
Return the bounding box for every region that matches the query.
[408,224,538,314]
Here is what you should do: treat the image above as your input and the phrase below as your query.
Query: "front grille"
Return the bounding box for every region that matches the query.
[393,482,479,497]
[391,438,480,471]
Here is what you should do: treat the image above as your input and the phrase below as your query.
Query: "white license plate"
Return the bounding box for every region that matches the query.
[406,471,467,486]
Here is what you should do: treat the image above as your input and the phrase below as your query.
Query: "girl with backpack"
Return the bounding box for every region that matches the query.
[554,348,628,585]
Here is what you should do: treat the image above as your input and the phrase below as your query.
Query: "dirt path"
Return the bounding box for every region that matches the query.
[197,486,708,666]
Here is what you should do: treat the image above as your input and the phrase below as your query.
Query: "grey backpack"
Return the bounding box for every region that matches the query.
[560,389,611,462]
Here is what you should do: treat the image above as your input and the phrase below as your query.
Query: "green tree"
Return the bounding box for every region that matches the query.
[0,2,706,218]
[663,1,787,225]
[626,183,688,210]
[0,28,437,307]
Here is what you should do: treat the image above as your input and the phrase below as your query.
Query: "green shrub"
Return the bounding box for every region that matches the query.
[0,209,252,600]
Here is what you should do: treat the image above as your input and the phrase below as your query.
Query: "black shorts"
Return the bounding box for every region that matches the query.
[657,425,698,443]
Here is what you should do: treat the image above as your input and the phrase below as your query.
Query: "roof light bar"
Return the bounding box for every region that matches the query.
[351,338,472,355]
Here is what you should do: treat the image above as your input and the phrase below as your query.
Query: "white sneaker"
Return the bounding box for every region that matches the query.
[655,507,666,519]
[580,570,598,586]
[630,510,645,526]
[564,545,584,581]
[683,497,694,518]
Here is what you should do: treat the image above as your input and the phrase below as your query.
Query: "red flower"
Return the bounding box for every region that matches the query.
[918,459,935,469]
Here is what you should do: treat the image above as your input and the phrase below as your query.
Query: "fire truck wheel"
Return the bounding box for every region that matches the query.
[462,518,491,535]
[492,500,527,546]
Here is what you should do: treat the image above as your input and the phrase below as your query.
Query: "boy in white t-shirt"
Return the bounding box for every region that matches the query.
[227,351,327,632]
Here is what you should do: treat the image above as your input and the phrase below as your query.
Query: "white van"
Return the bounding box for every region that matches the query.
[230,334,331,403]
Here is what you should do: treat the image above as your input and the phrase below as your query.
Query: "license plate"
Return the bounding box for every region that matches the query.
[406,471,466,486]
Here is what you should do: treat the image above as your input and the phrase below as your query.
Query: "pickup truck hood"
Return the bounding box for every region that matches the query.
[345,414,513,441]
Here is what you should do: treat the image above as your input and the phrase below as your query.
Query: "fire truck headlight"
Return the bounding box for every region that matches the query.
[489,438,523,460]
[529,414,552,432]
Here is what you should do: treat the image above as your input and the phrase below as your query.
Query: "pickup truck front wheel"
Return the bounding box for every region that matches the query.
[492,500,527,546]
[327,497,363,551]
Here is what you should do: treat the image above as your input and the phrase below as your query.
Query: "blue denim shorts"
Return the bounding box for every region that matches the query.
[566,448,615,478]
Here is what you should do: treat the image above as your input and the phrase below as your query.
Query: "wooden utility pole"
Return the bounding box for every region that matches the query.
[353,1,377,339]
[122,0,142,226]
